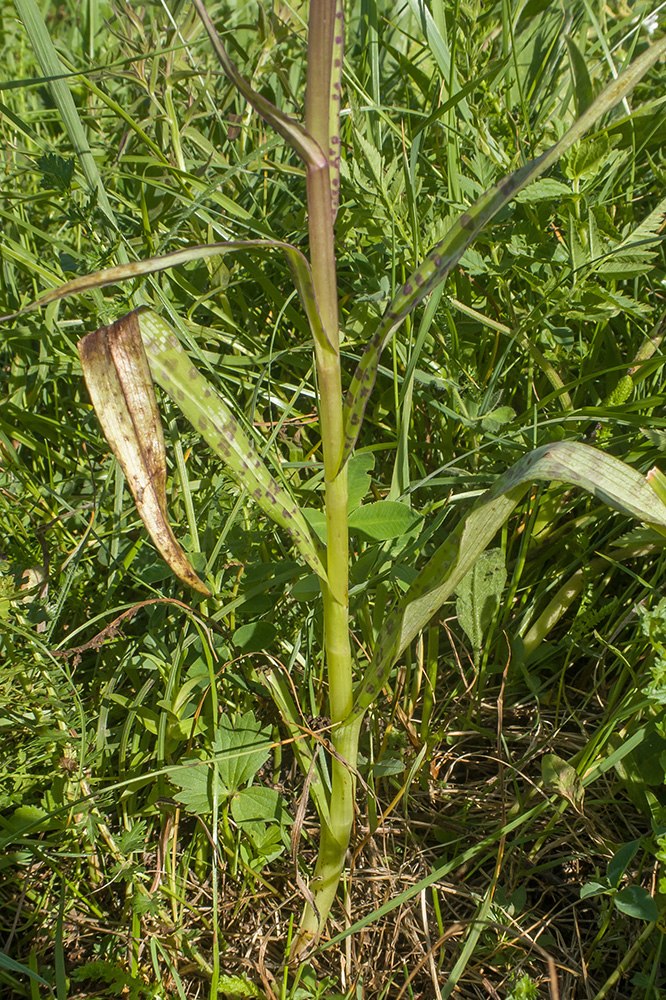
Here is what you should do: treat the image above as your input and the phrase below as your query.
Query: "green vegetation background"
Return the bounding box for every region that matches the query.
[1,1,666,997]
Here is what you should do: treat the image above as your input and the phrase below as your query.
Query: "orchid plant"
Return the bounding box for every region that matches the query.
[6,0,666,962]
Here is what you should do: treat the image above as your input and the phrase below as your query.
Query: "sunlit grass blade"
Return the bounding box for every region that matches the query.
[137,309,328,582]
[349,442,666,721]
[340,32,666,466]
[78,312,210,594]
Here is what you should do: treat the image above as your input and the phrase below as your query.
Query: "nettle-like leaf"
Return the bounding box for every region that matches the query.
[138,308,327,582]
[78,312,209,594]
[348,442,666,721]
[339,33,666,465]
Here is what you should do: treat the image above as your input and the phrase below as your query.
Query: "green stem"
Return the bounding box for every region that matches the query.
[292,0,357,956]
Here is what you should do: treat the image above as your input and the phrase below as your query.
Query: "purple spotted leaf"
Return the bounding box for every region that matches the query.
[137,309,328,582]
[78,312,210,594]
[340,33,666,466]
[0,240,331,354]
[348,442,666,721]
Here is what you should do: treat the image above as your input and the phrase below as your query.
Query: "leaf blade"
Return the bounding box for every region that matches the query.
[77,312,209,594]
[138,309,328,581]
[349,442,666,720]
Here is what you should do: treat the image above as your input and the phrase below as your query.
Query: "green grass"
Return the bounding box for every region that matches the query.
[2,0,666,997]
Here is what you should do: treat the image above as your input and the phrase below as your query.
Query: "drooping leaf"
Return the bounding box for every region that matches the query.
[348,500,422,541]
[137,308,328,583]
[192,0,325,169]
[2,240,331,356]
[565,34,594,116]
[77,312,209,594]
[339,33,666,465]
[455,548,507,655]
[348,442,666,721]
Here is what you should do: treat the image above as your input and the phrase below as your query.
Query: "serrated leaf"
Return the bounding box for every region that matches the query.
[213,712,272,793]
[349,441,666,721]
[137,309,328,584]
[117,821,148,856]
[78,312,209,594]
[615,885,658,921]
[231,786,291,828]
[168,758,226,815]
[348,500,422,540]
[455,548,506,654]
[542,753,584,811]
[513,178,572,203]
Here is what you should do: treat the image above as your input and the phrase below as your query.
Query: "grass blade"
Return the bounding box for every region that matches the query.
[14,0,117,230]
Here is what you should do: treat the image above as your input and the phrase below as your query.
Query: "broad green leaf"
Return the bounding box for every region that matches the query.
[168,758,226,815]
[78,312,209,594]
[138,309,328,582]
[339,33,666,465]
[347,452,375,512]
[231,786,291,828]
[615,885,658,922]
[213,712,272,794]
[348,500,422,541]
[455,548,506,655]
[233,621,277,653]
[542,753,584,811]
[348,442,666,721]
[579,881,609,900]
[607,840,640,887]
